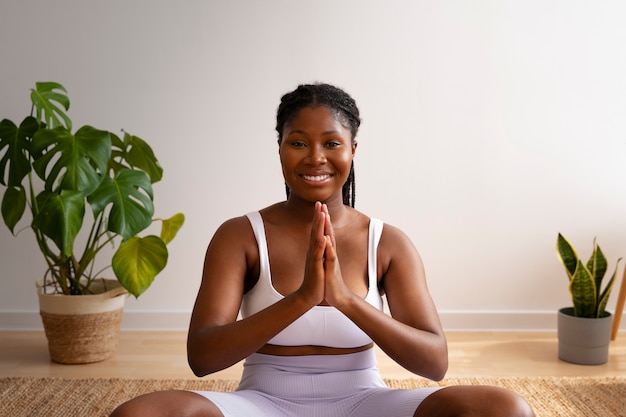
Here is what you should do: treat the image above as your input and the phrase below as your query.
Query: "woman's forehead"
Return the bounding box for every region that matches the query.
[285,106,351,134]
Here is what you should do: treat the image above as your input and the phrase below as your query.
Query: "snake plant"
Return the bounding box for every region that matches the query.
[0,82,184,297]
[556,233,621,318]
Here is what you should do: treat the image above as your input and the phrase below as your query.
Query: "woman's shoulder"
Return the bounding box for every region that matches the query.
[373,219,423,284]
[354,210,402,239]
[211,203,285,242]
[215,214,252,234]
[215,202,280,231]
[376,219,419,256]
[209,213,259,252]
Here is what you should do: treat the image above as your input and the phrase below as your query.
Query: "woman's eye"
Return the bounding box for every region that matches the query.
[326,141,341,148]
[290,141,306,148]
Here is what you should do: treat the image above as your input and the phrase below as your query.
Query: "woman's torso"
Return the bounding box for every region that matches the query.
[240,206,384,356]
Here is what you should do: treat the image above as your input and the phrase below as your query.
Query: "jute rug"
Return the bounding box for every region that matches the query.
[1,376,624,417]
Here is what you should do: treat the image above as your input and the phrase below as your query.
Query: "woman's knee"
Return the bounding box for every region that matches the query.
[493,387,535,417]
[414,385,535,417]
[110,390,224,417]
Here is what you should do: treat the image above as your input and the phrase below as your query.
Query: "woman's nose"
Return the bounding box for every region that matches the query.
[307,147,326,164]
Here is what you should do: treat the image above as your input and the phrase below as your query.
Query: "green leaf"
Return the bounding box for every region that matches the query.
[124,133,163,183]
[597,259,621,317]
[557,233,578,279]
[160,212,185,244]
[1,186,26,234]
[88,169,154,239]
[109,131,163,183]
[569,260,597,318]
[31,126,111,194]
[587,240,607,303]
[112,235,168,297]
[0,116,39,186]
[30,82,72,129]
[108,132,126,176]
[33,190,85,256]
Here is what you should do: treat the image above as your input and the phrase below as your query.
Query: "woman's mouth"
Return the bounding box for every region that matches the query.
[302,174,332,182]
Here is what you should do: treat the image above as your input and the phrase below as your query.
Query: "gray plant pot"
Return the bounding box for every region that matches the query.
[557,307,612,365]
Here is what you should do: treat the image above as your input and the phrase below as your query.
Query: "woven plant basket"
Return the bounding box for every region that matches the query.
[37,279,127,364]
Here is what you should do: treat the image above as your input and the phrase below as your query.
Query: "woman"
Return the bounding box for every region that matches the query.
[111,83,534,417]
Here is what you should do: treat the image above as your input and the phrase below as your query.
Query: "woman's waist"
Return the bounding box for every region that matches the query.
[256,342,373,357]
[244,346,377,374]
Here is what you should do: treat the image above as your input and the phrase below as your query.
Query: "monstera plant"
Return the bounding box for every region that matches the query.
[0,82,184,297]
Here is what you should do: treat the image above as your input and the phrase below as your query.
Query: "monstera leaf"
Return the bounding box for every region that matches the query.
[160,212,185,244]
[112,235,168,297]
[112,211,184,297]
[110,131,163,183]
[31,125,111,195]
[0,116,39,187]
[30,82,72,130]
[33,189,86,256]
[88,168,154,239]
[1,186,26,234]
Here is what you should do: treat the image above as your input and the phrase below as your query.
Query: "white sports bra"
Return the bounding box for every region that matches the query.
[240,211,384,348]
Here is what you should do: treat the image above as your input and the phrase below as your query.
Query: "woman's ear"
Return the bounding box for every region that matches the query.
[352,140,358,156]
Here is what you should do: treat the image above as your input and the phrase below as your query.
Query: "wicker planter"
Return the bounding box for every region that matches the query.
[557,307,612,365]
[37,279,127,364]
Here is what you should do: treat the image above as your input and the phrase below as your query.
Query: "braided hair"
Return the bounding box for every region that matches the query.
[276,83,361,207]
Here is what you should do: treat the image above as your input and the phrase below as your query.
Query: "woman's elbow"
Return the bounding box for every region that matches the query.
[187,344,233,377]
[186,339,216,377]
[430,339,449,381]
[187,352,209,377]
[188,353,225,377]
[413,339,448,381]
[187,358,203,377]
[429,356,448,381]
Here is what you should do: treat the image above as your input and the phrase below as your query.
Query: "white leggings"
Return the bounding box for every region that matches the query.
[192,349,442,417]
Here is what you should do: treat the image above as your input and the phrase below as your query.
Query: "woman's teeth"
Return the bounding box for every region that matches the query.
[303,174,330,182]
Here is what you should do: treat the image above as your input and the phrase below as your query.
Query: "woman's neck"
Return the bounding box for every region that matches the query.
[282,195,349,224]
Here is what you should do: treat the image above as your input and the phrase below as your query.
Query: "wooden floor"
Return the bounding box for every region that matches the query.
[1,331,624,379]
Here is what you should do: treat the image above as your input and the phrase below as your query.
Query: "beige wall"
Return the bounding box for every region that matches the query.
[1,0,625,330]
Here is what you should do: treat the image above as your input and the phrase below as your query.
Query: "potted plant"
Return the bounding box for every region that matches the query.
[0,82,184,363]
[556,233,621,364]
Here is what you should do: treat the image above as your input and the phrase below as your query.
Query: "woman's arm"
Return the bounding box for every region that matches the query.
[327,220,448,381]
[187,212,327,377]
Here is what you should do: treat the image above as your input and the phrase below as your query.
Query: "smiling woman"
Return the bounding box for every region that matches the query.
[110,83,535,417]
[279,106,357,206]
[276,83,360,207]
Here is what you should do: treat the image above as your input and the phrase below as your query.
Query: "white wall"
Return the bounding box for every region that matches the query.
[1,0,625,331]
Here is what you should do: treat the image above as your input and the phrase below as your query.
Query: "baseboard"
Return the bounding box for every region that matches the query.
[3,309,621,331]
[0,311,192,331]
[438,310,558,331]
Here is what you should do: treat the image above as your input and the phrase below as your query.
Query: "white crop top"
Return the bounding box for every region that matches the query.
[240,211,384,348]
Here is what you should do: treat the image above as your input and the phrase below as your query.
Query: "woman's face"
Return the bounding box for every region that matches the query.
[279,106,357,204]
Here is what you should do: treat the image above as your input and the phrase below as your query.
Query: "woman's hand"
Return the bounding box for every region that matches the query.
[296,201,328,306]
[319,203,353,308]
[296,201,353,308]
